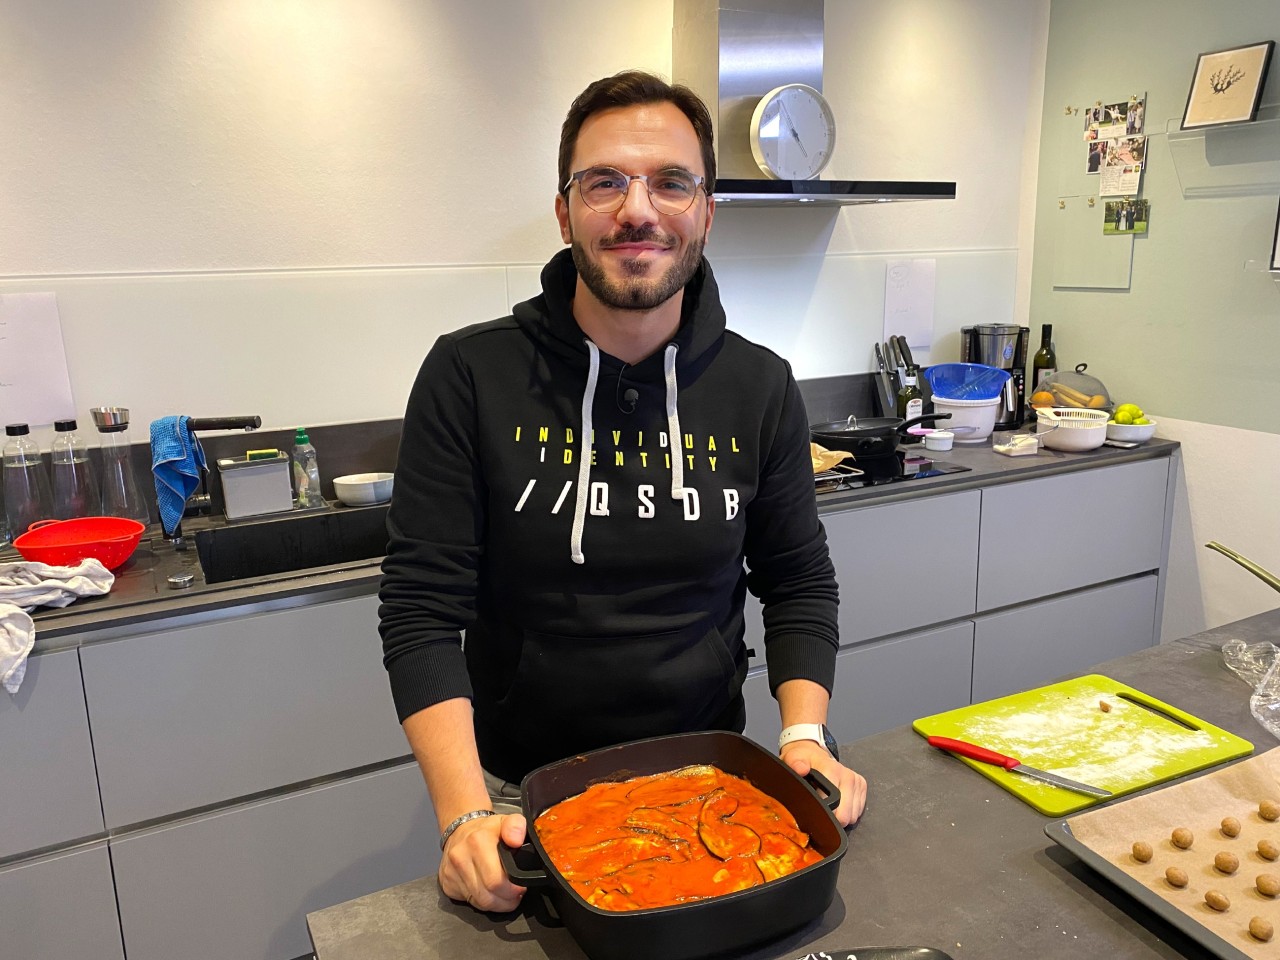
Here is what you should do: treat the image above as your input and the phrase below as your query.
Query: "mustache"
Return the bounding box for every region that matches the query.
[600,228,677,250]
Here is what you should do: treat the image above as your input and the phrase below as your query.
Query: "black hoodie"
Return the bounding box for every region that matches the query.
[379,249,838,783]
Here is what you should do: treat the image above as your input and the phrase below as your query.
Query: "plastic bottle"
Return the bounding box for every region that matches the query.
[292,428,325,508]
[51,418,101,519]
[3,423,55,538]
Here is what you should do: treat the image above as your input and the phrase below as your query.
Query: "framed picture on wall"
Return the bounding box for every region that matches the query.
[1271,198,1280,272]
[1181,40,1274,130]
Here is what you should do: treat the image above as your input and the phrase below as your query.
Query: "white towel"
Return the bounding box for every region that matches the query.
[0,559,115,694]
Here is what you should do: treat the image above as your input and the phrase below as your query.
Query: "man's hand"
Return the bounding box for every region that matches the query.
[439,812,528,913]
[780,739,867,827]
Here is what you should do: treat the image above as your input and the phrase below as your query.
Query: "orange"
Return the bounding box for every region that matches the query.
[1030,391,1055,408]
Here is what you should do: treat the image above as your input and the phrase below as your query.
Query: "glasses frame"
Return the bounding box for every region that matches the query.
[564,166,707,216]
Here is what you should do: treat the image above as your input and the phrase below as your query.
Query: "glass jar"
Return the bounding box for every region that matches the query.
[3,423,55,538]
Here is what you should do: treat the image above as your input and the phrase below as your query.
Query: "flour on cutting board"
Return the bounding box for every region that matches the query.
[952,693,1224,788]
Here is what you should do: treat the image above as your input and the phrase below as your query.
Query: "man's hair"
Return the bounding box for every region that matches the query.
[558,70,716,197]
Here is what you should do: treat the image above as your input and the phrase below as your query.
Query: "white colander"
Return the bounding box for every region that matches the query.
[1037,407,1108,451]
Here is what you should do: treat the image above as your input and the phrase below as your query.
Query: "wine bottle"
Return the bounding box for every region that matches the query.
[1032,324,1057,390]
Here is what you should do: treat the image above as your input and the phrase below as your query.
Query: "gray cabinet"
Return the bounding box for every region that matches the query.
[0,648,103,859]
[743,621,974,749]
[81,594,407,827]
[976,459,1169,611]
[0,842,124,960]
[825,491,981,644]
[110,761,438,960]
[971,575,1159,702]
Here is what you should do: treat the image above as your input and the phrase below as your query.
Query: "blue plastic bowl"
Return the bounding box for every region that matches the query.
[925,363,1011,401]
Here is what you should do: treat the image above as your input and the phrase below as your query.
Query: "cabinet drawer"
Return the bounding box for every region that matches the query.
[977,459,1169,611]
[742,621,974,750]
[825,490,981,643]
[81,593,408,827]
[0,649,103,859]
[110,761,437,960]
[0,843,124,960]
[971,575,1159,702]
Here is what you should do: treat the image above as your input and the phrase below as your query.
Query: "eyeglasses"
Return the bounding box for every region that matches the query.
[564,166,706,216]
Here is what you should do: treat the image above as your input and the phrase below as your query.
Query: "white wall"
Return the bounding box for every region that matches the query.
[0,0,1049,439]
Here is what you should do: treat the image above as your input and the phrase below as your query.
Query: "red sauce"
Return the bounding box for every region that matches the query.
[534,764,823,911]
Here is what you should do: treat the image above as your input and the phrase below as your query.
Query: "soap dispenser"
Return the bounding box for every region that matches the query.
[291,428,325,508]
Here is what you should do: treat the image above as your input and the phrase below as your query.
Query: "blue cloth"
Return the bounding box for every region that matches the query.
[150,416,207,536]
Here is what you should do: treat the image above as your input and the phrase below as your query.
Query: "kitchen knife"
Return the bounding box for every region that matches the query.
[926,735,1112,797]
[895,336,916,370]
[883,340,902,395]
[873,343,896,416]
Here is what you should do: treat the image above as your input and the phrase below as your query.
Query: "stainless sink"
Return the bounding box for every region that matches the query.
[194,504,389,584]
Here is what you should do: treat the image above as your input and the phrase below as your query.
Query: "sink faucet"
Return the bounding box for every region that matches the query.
[167,416,262,545]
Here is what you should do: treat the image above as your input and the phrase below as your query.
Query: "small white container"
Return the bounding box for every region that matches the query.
[923,430,954,452]
[217,454,295,519]
[332,472,394,507]
[929,395,1000,443]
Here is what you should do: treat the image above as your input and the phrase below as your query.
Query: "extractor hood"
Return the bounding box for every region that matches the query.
[672,0,956,207]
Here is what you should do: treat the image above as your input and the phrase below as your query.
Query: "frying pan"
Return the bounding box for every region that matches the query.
[500,731,846,960]
[811,413,952,458]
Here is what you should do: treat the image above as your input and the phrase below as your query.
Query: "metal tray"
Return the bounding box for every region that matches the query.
[1044,819,1250,960]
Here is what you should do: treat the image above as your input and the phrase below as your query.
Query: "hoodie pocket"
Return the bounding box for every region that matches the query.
[494,621,738,742]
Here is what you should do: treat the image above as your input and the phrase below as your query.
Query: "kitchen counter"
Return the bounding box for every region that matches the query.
[306,606,1278,960]
[19,437,1179,646]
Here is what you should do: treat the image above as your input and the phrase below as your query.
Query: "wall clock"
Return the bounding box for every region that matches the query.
[748,83,837,180]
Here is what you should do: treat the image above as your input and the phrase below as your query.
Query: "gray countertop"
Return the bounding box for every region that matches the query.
[306,607,1279,960]
[20,437,1177,645]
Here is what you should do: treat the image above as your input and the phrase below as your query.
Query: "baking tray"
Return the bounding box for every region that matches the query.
[1045,818,1249,960]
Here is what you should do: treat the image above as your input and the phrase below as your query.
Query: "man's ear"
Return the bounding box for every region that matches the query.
[555,193,572,245]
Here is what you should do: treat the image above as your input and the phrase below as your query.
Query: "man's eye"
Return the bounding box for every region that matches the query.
[655,178,694,195]
[585,171,625,191]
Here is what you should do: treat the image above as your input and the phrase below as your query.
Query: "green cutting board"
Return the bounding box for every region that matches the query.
[913,675,1254,816]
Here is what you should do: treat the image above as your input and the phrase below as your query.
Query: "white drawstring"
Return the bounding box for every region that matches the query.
[664,343,684,499]
[569,340,600,564]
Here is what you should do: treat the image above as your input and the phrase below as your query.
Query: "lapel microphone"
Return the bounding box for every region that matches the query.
[616,363,638,414]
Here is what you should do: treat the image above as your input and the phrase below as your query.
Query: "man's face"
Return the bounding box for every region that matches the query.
[555,101,715,312]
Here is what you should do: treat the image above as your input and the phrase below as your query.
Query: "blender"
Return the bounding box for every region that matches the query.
[91,406,151,524]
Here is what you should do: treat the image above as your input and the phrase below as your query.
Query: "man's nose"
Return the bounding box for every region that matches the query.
[615,178,661,227]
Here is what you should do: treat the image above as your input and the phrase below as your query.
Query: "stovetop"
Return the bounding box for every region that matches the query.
[815,448,972,494]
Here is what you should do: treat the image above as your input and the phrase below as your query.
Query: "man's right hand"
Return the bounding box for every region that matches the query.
[439,811,528,913]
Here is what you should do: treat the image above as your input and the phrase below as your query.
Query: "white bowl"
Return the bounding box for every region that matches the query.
[1037,408,1108,452]
[1106,420,1158,443]
[332,472,394,506]
[929,395,1000,443]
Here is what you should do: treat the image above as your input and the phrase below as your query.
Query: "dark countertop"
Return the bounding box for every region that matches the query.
[20,437,1178,645]
[305,607,1279,960]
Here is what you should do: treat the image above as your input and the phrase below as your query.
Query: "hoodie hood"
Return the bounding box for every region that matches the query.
[511,247,728,564]
[512,247,728,383]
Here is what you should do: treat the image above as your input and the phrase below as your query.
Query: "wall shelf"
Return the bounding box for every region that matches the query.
[1165,103,1280,198]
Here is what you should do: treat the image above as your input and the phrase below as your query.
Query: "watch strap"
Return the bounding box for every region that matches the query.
[779,723,831,756]
[439,809,495,850]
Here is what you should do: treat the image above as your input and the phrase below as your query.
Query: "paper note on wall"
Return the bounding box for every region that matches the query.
[0,293,76,427]
[883,259,936,365]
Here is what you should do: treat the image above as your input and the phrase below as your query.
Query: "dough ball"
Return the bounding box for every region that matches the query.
[1131,841,1153,863]
[1165,866,1189,888]
[1171,827,1194,849]
[1261,800,1280,822]
[1215,851,1240,874]
[1259,839,1280,861]
[1221,817,1241,838]
[1204,889,1230,912]
[1250,917,1274,942]
[1257,874,1280,898]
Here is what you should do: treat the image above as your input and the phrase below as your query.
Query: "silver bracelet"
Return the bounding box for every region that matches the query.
[439,809,495,850]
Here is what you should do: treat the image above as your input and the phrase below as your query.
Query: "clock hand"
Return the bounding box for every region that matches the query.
[778,101,809,158]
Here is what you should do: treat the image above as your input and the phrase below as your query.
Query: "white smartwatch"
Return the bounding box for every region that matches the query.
[778,723,839,761]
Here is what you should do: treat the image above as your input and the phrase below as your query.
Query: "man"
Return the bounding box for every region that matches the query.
[379,70,867,914]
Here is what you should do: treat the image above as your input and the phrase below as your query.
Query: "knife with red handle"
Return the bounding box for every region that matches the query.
[926,736,1112,797]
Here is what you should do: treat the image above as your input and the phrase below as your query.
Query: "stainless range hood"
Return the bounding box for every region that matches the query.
[673,0,956,207]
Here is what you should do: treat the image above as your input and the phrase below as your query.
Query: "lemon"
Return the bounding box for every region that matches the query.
[1132,417,1150,425]
[1116,403,1143,419]
[1114,411,1134,425]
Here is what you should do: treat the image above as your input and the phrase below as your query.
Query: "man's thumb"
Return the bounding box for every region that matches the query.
[501,813,527,848]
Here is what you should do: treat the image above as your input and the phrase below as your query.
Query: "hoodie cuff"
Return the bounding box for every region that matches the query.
[386,644,474,724]
[764,632,837,697]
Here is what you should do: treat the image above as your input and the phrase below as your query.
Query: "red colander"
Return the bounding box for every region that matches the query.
[12,517,147,570]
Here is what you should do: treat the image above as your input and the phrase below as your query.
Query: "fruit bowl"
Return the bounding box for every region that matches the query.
[1106,420,1157,443]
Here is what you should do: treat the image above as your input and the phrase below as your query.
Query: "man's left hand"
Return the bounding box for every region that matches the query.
[780,739,867,827]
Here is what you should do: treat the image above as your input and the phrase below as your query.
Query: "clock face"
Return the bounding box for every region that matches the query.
[749,84,837,180]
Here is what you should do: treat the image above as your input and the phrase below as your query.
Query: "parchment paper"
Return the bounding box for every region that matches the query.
[1068,748,1280,959]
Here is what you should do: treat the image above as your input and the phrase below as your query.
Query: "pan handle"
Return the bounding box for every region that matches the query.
[896,412,952,433]
[805,768,842,814]
[497,841,553,888]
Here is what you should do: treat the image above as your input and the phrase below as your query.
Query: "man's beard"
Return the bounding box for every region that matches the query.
[570,226,704,312]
